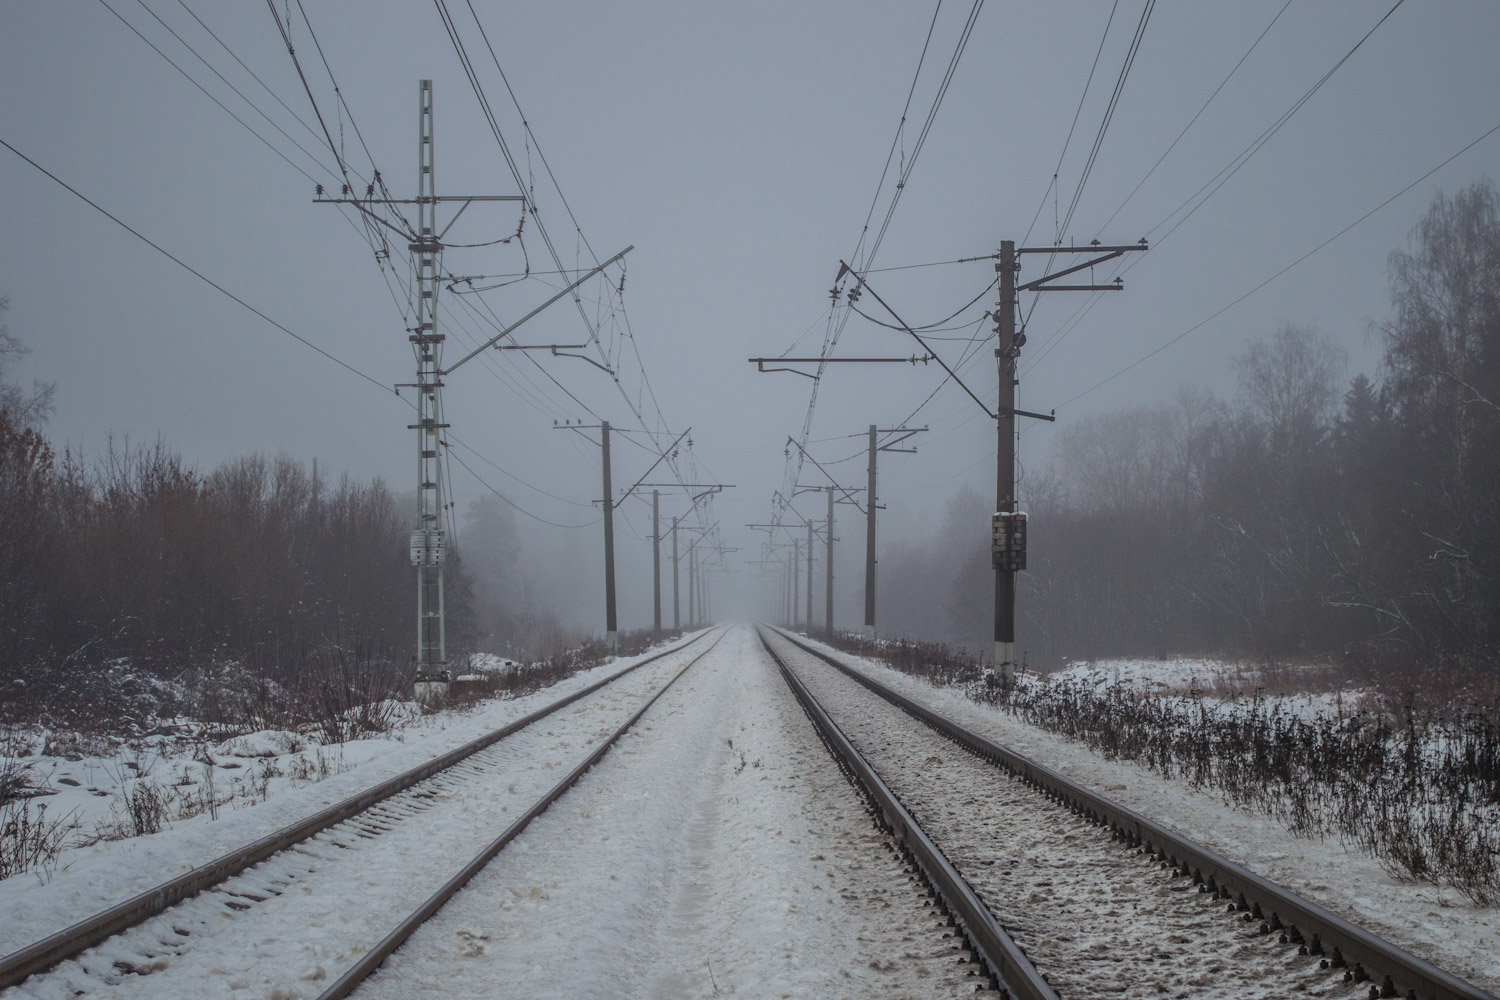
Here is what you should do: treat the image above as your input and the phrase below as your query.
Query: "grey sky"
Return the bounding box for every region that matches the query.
[3,1,1498,631]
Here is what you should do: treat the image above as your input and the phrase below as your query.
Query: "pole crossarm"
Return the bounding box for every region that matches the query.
[842,261,997,420]
[316,195,527,205]
[876,426,928,453]
[786,437,867,514]
[441,245,632,375]
[551,421,602,448]
[750,355,933,377]
[1003,407,1057,423]
[616,428,693,505]
[1015,242,1147,254]
[683,521,720,557]
[1013,242,1148,293]
[494,343,614,374]
[767,494,829,540]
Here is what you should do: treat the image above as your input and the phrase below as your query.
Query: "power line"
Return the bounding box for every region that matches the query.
[1021,0,1117,248]
[292,0,401,208]
[1023,1,1402,379]
[173,0,331,153]
[1143,0,1405,246]
[1094,0,1294,236]
[452,0,682,452]
[98,0,329,187]
[1059,115,1500,409]
[444,431,596,510]
[776,0,983,526]
[1058,0,1155,241]
[0,134,392,394]
[445,445,600,529]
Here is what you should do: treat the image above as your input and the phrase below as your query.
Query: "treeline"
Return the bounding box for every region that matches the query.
[882,182,1500,674]
[0,426,469,726]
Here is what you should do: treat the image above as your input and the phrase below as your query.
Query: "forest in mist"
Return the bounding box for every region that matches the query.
[1,180,1496,724]
[880,183,1500,673]
[0,351,568,726]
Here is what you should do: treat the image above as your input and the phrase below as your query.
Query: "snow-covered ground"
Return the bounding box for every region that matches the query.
[360,624,978,1000]
[4,637,715,1000]
[5,623,1494,998]
[768,629,1361,999]
[1050,654,1360,719]
[789,632,1500,995]
[0,630,710,958]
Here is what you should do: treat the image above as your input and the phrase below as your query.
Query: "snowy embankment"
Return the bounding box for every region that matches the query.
[0,630,708,959]
[790,633,1500,995]
[769,628,1361,999]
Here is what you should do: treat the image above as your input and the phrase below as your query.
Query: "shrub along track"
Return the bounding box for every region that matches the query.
[0,628,720,998]
[761,627,1497,1000]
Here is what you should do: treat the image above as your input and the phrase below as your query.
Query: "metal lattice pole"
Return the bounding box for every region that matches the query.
[412,79,447,677]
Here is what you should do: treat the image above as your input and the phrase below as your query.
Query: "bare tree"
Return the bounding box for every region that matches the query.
[0,299,56,429]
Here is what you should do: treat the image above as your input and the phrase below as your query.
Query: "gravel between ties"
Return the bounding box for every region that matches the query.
[765,631,1367,1000]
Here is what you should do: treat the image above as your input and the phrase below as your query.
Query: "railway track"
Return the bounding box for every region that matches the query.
[758,625,1497,1000]
[0,627,722,998]
[355,622,987,998]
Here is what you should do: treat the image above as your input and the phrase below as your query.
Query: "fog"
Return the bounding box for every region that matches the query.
[3,1,1498,653]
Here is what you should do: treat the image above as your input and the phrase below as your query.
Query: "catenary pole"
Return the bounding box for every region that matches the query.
[792,539,801,629]
[864,424,877,638]
[991,238,1145,679]
[826,486,835,636]
[995,241,1017,680]
[601,420,617,652]
[652,489,661,636]
[806,520,814,628]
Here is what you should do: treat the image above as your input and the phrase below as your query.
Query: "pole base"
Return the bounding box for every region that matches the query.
[606,630,619,655]
[413,670,451,705]
[863,624,876,640]
[993,641,1014,684]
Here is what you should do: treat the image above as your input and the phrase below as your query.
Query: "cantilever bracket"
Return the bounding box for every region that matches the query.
[495,343,613,375]
[749,355,933,378]
[999,406,1057,423]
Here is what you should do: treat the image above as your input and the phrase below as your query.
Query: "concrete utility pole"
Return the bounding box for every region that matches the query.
[991,238,1147,680]
[806,521,815,628]
[672,515,680,629]
[826,487,835,637]
[864,425,877,638]
[652,490,661,635]
[601,421,617,650]
[792,539,801,629]
[858,424,926,639]
[995,242,1017,680]
[685,522,720,626]
[552,419,629,652]
[684,525,717,626]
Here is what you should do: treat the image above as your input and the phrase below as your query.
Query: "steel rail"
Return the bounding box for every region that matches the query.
[317,627,732,1000]
[755,626,1058,1000]
[769,626,1497,1000]
[0,628,717,991]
